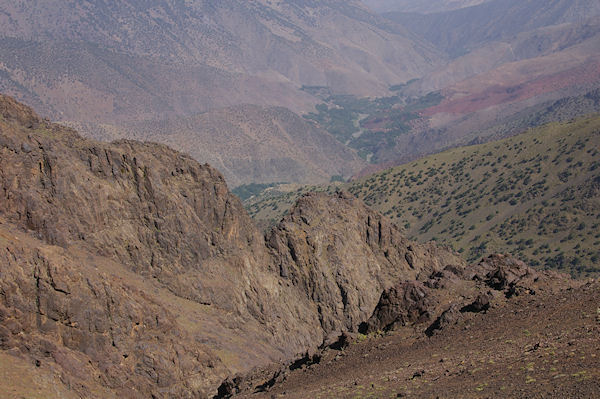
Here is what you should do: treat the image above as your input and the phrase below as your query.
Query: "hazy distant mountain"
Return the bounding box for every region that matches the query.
[384,0,600,55]
[0,0,442,122]
[345,0,600,168]
[362,0,490,14]
[72,104,366,187]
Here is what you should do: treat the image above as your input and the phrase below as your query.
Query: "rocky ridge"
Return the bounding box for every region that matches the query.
[82,104,365,187]
[0,94,464,398]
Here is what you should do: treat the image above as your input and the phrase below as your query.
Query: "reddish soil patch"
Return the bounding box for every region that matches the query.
[422,59,600,116]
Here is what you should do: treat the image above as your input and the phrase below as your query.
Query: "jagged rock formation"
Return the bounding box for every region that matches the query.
[211,253,578,396]
[359,281,435,333]
[0,226,226,398]
[93,104,365,187]
[267,191,463,333]
[0,94,464,397]
[361,253,571,338]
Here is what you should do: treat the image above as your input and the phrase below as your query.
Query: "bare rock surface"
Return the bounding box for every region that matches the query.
[0,94,465,397]
[360,281,435,333]
[267,191,463,334]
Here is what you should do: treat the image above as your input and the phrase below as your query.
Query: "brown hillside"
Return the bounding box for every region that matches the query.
[0,0,442,122]
[80,104,366,187]
[0,94,463,397]
[235,274,598,398]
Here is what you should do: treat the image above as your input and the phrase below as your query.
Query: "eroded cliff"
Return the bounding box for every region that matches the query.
[0,94,465,397]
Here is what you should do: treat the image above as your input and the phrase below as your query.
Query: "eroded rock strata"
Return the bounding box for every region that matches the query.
[0,94,466,397]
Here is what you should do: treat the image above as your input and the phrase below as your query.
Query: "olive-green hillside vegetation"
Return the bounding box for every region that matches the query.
[348,115,600,277]
[245,115,600,278]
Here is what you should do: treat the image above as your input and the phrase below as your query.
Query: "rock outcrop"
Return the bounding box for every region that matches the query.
[267,191,463,334]
[0,94,466,397]
[360,281,435,333]
[470,254,571,297]
[362,254,572,338]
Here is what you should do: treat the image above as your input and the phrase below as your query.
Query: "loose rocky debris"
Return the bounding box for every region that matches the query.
[460,292,492,313]
[470,253,569,297]
[425,304,462,337]
[360,254,571,338]
[213,350,324,398]
[326,331,353,351]
[237,279,600,399]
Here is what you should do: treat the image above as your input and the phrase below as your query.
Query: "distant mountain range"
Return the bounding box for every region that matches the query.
[0,0,441,121]
[384,0,600,56]
[362,0,490,14]
[1,0,599,187]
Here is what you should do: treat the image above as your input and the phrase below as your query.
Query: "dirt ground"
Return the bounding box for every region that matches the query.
[238,280,600,399]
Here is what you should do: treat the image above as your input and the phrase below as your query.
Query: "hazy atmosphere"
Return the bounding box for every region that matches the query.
[0,0,599,398]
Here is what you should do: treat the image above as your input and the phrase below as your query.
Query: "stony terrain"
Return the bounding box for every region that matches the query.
[232,269,599,399]
[0,94,465,398]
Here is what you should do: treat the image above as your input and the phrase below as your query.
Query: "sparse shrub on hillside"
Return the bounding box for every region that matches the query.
[246,116,600,278]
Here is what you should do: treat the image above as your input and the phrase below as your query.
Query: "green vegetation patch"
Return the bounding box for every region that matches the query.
[304,90,444,163]
[246,115,600,278]
[348,115,600,277]
[232,182,282,201]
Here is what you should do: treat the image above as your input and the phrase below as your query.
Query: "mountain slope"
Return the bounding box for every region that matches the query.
[0,0,446,187]
[349,115,600,276]
[362,0,490,14]
[385,0,600,56]
[0,94,462,397]
[234,276,599,398]
[328,18,600,170]
[76,104,366,187]
[244,114,600,277]
[0,0,443,122]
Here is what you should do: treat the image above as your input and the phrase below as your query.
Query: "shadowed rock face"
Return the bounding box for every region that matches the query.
[0,94,465,397]
[360,281,435,333]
